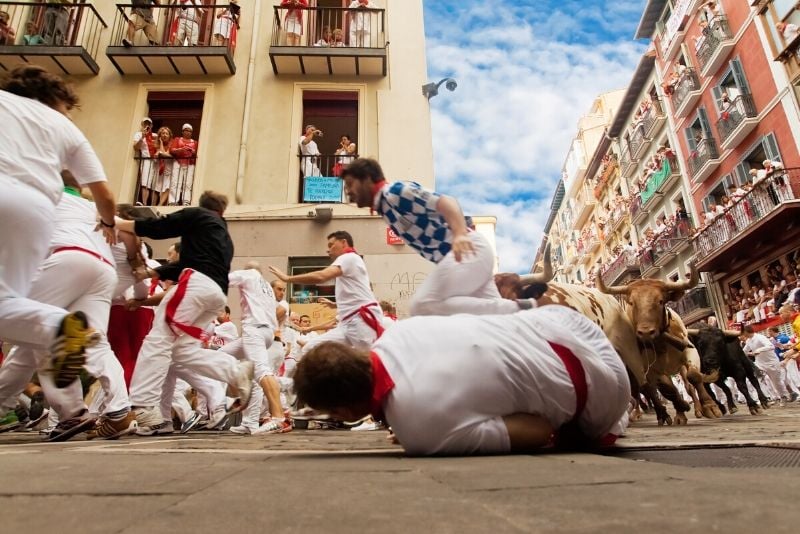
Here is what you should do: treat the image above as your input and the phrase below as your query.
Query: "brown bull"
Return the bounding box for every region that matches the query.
[596,269,722,423]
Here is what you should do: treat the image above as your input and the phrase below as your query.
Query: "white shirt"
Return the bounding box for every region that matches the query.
[299,136,320,157]
[177,0,203,21]
[375,307,629,456]
[0,91,107,205]
[49,191,113,265]
[214,321,239,345]
[744,334,779,366]
[277,300,290,326]
[348,0,375,30]
[782,23,799,43]
[228,269,278,329]
[133,131,155,158]
[331,252,375,321]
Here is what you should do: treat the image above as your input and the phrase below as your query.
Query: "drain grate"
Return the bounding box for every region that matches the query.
[615,446,800,469]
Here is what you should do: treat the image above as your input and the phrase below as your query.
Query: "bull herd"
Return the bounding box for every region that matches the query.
[495,246,772,427]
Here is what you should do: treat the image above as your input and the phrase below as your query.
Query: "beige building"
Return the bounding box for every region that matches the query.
[0,0,464,319]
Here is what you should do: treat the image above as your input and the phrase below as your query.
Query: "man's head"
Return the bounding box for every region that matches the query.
[0,11,9,25]
[327,231,354,259]
[780,304,794,322]
[218,306,231,323]
[299,314,312,328]
[182,123,193,138]
[741,325,755,339]
[305,124,316,136]
[271,279,287,301]
[342,158,385,207]
[0,65,79,114]
[244,260,262,273]
[768,326,781,337]
[142,117,153,131]
[166,242,181,263]
[293,342,373,421]
[199,191,228,215]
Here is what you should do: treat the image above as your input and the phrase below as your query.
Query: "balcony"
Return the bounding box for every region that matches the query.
[640,220,694,273]
[133,156,196,207]
[630,194,648,225]
[620,145,638,180]
[297,154,352,203]
[628,101,666,160]
[601,250,641,286]
[106,4,236,75]
[609,205,629,233]
[269,6,386,76]
[0,2,107,75]
[717,94,758,151]
[696,16,734,78]
[641,156,682,210]
[593,155,618,199]
[669,287,714,326]
[693,169,800,272]
[586,235,601,255]
[671,68,702,118]
[572,184,597,230]
[688,137,721,183]
[639,249,659,277]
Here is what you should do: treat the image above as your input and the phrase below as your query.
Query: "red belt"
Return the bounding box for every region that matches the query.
[52,246,114,268]
[341,302,385,338]
[547,341,587,423]
[164,269,210,342]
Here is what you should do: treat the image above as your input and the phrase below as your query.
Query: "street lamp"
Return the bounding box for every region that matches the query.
[422,77,457,100]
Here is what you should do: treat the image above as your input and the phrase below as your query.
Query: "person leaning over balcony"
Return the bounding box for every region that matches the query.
[169,123,198,205]
[212,0,239,48]
[776,22,799,46]
[348,0,376,47]
[281,0,308,47]
[22,21,45,45]
[0,11,16,45]
[171,0,205,46]
[133,117,158,206]
[123,0,160,48]
[153,126,174,206]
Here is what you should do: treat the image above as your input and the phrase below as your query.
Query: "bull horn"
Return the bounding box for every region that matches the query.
[686,328,700,336]
[594,269,628,295]
[519,242,553,285]
[664,263,699,291]
[723,329,742,337]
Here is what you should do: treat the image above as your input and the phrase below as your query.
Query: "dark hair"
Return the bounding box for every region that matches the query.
[143,242,153,259]
[300,314,311,321]
[768,326,780,334]
[293,342,372,411]
[341,134,351,141]
[341,157,384,184]
[224,306,231,314]
[171,242,181,254]
[742,325,755,334]
[327,230,354,247]
[199,191,228,214]
[1,65,79,110]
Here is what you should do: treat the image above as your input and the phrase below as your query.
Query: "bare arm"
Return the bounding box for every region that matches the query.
[276,305,287,324]
[269,264,342,285]
[502,413,555,453]
[87,181,118,245]
[301,319,337,333]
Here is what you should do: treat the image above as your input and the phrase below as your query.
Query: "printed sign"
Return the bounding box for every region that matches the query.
[660,0,691,56]
[386,227,404,246]
[303,176,343,203]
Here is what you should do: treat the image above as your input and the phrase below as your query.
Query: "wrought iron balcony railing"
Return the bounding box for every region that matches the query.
[716,93,758,145]
[271,5,386,49]
[688,137,719,179]
[134,155,196,207]
[696,16,733,72]
[671,68,701,111]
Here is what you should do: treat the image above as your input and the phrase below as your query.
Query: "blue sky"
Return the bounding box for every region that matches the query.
[423,0,648,272]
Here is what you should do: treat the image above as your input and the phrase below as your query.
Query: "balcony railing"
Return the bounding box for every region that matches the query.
[298,154,357,203]
[593,155,618,199]
[717,93,758,146]
[668,286,714,325]
[269,5,386,76]
[692,169,799,261]
[671,68,701,113]
[572,184,597,229]
[134,156,196,207]
[630,194,646,223]
[696,16,733,73]
[641,155,680,208]
[639,220,693,272]
[106,4,236,75]
[0,2,107,75]
[601,250,640,286]
[688,137,719,180]
[620,145,637,178]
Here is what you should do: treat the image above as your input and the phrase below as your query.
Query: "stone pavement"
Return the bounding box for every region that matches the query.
[1,404,799,534]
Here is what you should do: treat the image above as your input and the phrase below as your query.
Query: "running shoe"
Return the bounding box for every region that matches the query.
[135,420,174,436]
[179,411,203,434]
[0,411,21,433]
[87,411,138,440]
[25,408,50,430]
[133,407,166,436]
[229,425,253,435]
[46,411,97,442]
[50,312,100,388]
[252,418,292,435]
[350,420,383,432]
[28,391,46,422]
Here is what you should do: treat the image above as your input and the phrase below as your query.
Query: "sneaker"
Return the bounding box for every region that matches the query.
[133,407,164,435]
[229,361,254,413]
[229,425,253,435]
[135,420,174,436]
[290,407,330,421]
[122,38,133,48]
[790,392,799,403]
[350,420,382,432]
[46,411,97,442]
[87,412,138,440]
[206,405,229,430]
[252,418,292,435]
[180,411,203,434]
[50,311,100,389]
[0,411,21,433]
[28,391,46,422]
[25,408,50,430]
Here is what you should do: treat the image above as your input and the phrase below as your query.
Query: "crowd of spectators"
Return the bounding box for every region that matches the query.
[726,256,800,328]
[134,118,198,206]
[283,0,378,48]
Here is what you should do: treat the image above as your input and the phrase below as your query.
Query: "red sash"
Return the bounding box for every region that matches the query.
[547,342,587,424]
[164,269,210,341]
[341,302,384,338]
[369,351,395,420]
[52,246,114,268]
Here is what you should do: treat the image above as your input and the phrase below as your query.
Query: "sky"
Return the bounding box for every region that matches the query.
[422,0,649,273]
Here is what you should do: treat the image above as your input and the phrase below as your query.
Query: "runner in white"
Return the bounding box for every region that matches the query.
[222,262,291,434]
[293,306,630,456]
[341,158,529,317]
[269,231,384,354]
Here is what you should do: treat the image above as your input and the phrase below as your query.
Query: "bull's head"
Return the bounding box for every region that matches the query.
[686,325,742,373]
[494,243,554,300]
[596,265,699,342]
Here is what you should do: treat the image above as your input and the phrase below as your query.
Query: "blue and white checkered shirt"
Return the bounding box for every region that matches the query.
[373,181,453,264]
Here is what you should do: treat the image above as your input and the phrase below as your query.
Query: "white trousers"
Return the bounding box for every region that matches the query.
[169,164,195,205]
[302,308,382,355]
[755,358,789,399]
[0,178,65,348]
[175,18,200,45]
[410,232,519,317]
[220,324,278,381]
[129,270,240,409]
[0,251,130,417]
[160,365,226,421]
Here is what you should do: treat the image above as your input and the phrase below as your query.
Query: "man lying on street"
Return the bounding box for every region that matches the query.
[293,305,630,456]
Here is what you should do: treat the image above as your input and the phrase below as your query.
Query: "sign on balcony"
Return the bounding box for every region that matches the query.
[303,176,343,203]
[660,0,692,56]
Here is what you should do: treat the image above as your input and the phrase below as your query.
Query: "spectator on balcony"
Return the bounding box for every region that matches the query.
[331,28,346,47]
[123,0,160,48]
[299,125,322,177]
[314,26,332,47]
[153,126,174,206]
[0,11,16,45]
[23,21,45,46]
[776,22,800,46]
[212,0,240,48]
[42,0,71,46]
[719,92,733,120]
[169,123,198,205]
[332,134,357,176]
[133,117,158,206]
[702,1,721,23]
[348,0,377,47]
[281,0,308,47]
[171,0,206,47]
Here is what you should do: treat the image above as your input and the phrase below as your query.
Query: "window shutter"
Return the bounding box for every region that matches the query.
[711,84,724,113]
[730,58,751,94]
[685,127,697,150]
[734,163,749,185]
[764,133,782,162]
[698,107,713,137]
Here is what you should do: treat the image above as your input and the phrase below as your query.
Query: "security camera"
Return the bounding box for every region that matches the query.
[445,79,457,92]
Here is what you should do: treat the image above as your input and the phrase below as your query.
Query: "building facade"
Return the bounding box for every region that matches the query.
[0,0,457,319]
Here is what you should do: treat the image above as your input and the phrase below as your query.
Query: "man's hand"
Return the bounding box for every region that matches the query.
[125,298,143,311]
[269,266,290,282]
[317,297,336,309]
[451,233,475,262]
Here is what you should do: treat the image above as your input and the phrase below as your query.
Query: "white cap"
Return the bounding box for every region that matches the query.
[142,117,153,124]
[182,123,193,131]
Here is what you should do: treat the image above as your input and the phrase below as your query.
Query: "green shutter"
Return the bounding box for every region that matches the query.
[764,133,782,162]
[698,107,713,137]
[730,58,751,94]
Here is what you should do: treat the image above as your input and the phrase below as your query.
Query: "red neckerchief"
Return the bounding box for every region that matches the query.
[369,351,394,421]
[370,179,387,215]
[342,247,358,255]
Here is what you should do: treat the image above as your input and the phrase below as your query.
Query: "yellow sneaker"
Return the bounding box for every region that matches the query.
[49,311,100,389]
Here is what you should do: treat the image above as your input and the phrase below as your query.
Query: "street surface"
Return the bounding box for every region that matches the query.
[2,404,799,534]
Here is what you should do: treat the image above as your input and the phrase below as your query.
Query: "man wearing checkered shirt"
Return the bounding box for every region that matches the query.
[342,158,530,316]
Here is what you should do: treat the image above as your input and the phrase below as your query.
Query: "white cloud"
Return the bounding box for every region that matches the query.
[425,2,645,273]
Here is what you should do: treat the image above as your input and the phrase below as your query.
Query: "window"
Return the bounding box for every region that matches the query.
[733,133,783,182]
[287,256,336,305]
[712,59,751,113]
[684,107,713,149]
[702,174,735,210]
